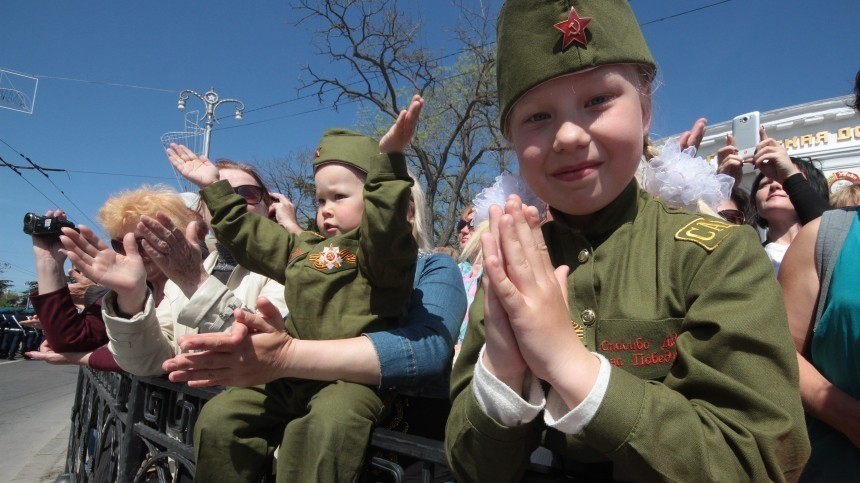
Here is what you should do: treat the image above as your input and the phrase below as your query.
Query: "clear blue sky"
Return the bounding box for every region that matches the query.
[2,0,858,292]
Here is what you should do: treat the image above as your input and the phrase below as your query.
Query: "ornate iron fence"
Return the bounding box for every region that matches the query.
[61,367,565,482]
[62,367,217,482]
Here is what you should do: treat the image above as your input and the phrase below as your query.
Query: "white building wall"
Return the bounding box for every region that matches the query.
[663,95,860,194]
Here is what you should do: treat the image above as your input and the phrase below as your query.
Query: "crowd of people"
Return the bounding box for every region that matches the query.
[0,309,42,359]
[16,0,860,481]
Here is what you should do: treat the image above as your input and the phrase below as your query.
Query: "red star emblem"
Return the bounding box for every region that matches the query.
[553,7,592,50]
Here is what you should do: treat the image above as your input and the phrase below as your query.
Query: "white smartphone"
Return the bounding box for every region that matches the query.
[732,111,760,159]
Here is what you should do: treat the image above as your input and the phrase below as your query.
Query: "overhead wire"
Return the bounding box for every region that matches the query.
[0,258,37,279]
[213,0,736,129]
[0,0,737,175]
[0,152,65,211]
[640,0,734,26]
[4,1,735,136]
[0,136,102,229]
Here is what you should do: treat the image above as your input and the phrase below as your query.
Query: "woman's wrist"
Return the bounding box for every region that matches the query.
[34,258,68,294]
[177,269,210,299]
[115,285,148,318]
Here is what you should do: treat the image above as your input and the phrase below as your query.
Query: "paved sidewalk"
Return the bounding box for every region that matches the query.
[12,421,70,482]
[0,361,77,483]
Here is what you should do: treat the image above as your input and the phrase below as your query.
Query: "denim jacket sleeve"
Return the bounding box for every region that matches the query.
[364,253,467,397]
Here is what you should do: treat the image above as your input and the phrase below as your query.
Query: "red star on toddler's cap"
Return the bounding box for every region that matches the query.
[553,7,592,50]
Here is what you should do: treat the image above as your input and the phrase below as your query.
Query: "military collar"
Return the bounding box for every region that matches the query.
[548,179,640,242]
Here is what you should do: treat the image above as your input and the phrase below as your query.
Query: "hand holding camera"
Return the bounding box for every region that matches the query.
[731,111,761,160]
[23,211,77,238]
[716,134,745,187]
[27,209,79,271]
[751,127,799,184]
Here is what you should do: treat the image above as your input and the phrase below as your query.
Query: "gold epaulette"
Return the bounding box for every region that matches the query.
[674,217,735,252]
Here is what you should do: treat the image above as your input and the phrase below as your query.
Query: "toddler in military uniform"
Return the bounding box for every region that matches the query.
[445,2,810,481]
[168,95,423,482]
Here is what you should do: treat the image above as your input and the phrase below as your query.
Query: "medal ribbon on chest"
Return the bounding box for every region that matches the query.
[309,243,356,271]
[571,319,585,340]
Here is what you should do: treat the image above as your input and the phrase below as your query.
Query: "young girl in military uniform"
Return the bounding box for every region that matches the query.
[445,1,810,481]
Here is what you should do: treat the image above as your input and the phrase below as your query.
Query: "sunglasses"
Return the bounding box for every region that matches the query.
[233,185,266,205]
[456,219,474,232]
[111,236,146,255]
[718,209,746,225]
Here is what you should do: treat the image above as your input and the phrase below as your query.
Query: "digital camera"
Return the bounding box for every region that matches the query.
[22,212,77,238]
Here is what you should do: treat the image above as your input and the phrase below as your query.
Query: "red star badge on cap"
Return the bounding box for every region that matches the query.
[553,6,592,50]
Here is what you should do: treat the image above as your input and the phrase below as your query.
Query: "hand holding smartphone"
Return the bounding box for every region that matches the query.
[731,111,760,160]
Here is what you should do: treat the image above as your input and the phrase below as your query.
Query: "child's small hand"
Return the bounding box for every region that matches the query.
[166,143,220,188]
[379,94,424,154]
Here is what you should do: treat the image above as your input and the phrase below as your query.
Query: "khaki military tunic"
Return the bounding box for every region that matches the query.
[201,153,417,341]
[194,153,417,482]
[446,181,810,482]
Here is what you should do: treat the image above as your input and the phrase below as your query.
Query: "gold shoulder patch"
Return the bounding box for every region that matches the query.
[674,217,735,252]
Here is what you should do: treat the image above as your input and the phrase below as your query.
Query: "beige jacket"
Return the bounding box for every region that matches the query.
[102,251,288,376]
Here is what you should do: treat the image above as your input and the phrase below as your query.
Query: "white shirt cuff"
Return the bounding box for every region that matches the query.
[544,353,611,434]
[472,344,545,427]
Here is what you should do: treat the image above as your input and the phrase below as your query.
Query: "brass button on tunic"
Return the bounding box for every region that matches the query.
[581,308,596,326]
[578,249,590,263]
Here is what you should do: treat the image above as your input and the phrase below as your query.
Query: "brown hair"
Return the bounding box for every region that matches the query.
[215,159,273,206]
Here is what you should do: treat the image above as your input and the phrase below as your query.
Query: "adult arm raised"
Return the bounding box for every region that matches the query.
[31,209,109,352]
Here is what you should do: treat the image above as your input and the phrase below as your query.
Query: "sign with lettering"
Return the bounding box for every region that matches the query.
[828,171,860,194]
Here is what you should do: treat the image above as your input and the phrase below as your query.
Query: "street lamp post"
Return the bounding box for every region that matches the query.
[177,88,244,158]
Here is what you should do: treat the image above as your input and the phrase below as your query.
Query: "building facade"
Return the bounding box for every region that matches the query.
[689,95,860,193]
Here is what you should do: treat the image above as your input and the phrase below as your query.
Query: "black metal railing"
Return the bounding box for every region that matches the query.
[62,367,218,482]
[62,367,566,482]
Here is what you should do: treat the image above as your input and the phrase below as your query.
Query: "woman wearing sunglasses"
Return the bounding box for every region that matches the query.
[714,184,754,227]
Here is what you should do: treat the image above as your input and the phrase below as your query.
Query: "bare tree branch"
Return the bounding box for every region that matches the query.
[292,0,506,245]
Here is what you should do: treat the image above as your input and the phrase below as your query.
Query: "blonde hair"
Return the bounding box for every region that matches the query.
[408,170,433,253]
[459,220,489,265]
[432,246,459,260]
[460,204,475,221]
[831,184,860,208]
[98,184,197,239]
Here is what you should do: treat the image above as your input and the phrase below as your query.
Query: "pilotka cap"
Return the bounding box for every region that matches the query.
[312,129,379,173]
[497,0,656,129]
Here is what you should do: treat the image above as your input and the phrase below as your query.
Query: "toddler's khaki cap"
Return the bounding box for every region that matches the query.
[312,129,379,173]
